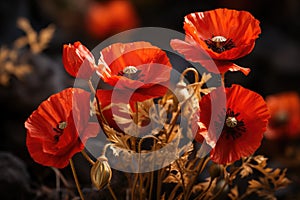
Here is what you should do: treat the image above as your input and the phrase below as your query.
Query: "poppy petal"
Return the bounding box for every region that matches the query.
[63,41,96,79]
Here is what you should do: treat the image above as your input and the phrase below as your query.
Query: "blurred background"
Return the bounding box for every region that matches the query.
[0,0,299,199]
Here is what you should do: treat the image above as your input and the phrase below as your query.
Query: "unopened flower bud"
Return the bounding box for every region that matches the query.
[174,79,190,102]
[90,156,112,190]
[208,163,224,179]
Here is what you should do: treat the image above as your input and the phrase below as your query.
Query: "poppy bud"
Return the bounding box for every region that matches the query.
[90,156,112,190]
[62,41,95,79]
[174,79,191,102]
[208,163,224,179]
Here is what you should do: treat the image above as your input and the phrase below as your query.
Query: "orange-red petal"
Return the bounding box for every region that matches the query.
[62,41,95,79]
[170,39,250,75]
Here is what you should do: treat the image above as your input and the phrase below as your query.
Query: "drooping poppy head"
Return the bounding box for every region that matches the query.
[197,84,270,164]
[265,92,300,140]
[63,41,96,79]
[97,41,172,103]
[25,88,99,168]
[171,8,261,75]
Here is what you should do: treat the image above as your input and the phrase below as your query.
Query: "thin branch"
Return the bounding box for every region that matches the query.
[69,159,85,200]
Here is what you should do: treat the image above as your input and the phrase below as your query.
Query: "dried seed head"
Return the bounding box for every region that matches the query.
[208,163,224,179]
[90,156,112,190]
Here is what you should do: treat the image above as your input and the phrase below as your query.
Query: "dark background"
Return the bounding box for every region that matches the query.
[0,0,299,199]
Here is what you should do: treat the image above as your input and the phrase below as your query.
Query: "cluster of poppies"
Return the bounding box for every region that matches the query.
[25,8,270,169]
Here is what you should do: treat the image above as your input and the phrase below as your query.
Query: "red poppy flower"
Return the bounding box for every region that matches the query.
[171,8,261,75]
[265,92,300,140]
[63,41,96,79]
[196,84,270,164]
[95,42,172,132]
[25,88,99,168]
[97,41,172,103]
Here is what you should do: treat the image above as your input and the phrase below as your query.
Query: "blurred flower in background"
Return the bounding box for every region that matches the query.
[37,0,139,40]
[85,0,139,39]
[265,92,300,140]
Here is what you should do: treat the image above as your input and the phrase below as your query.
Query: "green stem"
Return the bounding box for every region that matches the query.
[69,159,85,200]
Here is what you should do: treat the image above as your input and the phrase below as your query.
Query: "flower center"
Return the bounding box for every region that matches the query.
[226,117,238,128]
[118,66,142,80]
[205,35,235,53]
[223,108,246,140]
[58,121,68,129]
[53,121,68,142]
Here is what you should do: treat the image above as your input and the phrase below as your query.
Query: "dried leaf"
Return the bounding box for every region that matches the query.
[253,155,268,167]
[13,36,28,49]
[38,24,55,49]
[248,179,262,189]
[240,164,253,178]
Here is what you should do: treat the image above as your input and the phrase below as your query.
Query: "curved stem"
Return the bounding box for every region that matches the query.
[101,143,112,157]
[180,67,199,83]
[69,159,85,200]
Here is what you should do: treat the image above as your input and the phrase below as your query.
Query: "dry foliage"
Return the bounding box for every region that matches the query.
[0,17,55,86]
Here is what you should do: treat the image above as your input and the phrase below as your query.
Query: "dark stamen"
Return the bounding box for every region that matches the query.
[53,121,67,142]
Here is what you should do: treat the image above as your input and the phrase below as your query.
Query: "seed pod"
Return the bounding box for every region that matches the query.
[208,163,224,179]
[174,79,190,102]
[90,156,112,190]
